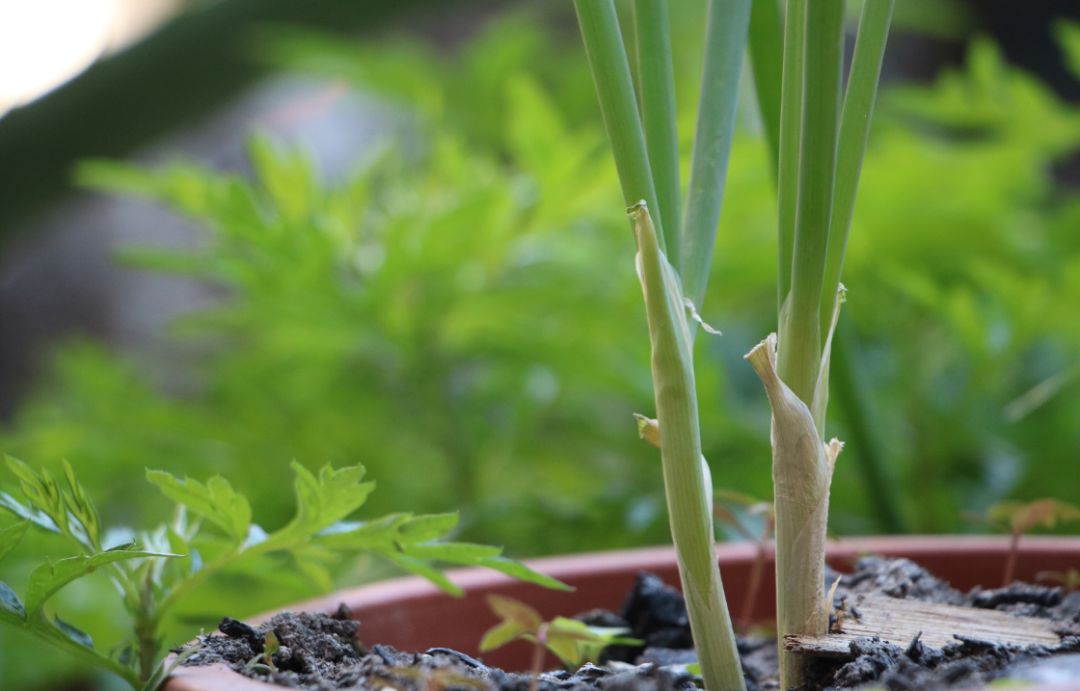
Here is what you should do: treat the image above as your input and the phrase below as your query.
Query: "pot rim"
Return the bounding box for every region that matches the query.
[164,535,1080,691]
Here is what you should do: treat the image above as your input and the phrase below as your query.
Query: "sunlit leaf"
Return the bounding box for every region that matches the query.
[146,470,251,541]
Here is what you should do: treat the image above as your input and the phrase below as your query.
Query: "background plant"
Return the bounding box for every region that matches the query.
[0,457,561,690]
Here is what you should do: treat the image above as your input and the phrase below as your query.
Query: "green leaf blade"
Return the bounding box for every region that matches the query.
[632,0,681,262]
[819,0,894,341]
[146,470,251,541]
[777,0,846,408]
[24,547,178,615]
[573,0,665,250]
[680,0,753,310]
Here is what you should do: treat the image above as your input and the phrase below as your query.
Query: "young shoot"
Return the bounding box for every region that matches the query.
[986,499,1080,586]
[575,0,893,687]
[480,595,639,690]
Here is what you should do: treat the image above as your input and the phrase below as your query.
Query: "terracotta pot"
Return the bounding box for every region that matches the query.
[165,535,1080,691]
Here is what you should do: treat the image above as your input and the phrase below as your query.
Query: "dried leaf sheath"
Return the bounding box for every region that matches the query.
[745,334,841,686]
[629,202,744,691]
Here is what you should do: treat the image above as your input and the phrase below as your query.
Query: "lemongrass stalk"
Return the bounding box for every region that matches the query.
[776,0,844,409]
[574,0,666,252]
[632,0,681,263]
[630,203,745,691]
[747,0,783,175]
[680,0,752,311]
[775,0,805,311]
[819,0,894,341]
[745,334,841,690]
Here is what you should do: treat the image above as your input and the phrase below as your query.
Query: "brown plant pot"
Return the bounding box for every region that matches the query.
[165,535,1080,691]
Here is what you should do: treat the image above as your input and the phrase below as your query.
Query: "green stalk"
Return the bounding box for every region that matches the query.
[776,0,844,408]
[574,0,666,252]
[680,0,752,311]
[630,203,745,691]
[746,335,840,691]
[632,0,681,265]
[747,0,783,175]
[819,0,894,341]
[775,0,805,311]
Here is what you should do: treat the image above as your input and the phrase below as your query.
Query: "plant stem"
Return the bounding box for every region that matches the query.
[574,0,666,251]
[632,0,681,265]
[747,0,783,175]
[777,0,844,408]
[775,0,805,311]
[680,0,752,312]
[819,0,894,341]
[746,335,839,690]
[630,204,745,691]
[1004,531,1021,585]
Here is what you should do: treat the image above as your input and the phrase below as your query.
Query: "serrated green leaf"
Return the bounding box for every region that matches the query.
[397,513,459,542]
[61,460,101,550]
[6,457,67,535]
[479,620,527,652]
[315,514,410,551]
[0,521,30,561]
[402,542,502,562]
[24,547,179,615]
[477,557,573,592]
[0,581,25,622]
[146,470,251,541]
[262,463,374,551]
[383,552,462,596]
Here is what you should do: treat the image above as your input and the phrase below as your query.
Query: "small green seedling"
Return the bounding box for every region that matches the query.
[480,594,639,690]
[986,499,1080,586]
[1037,569,1080,592]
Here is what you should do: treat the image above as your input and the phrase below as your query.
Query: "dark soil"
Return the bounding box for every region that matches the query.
[180,556,1080,690]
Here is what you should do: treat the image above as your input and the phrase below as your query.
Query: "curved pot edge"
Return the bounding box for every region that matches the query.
[164,535,1080,691]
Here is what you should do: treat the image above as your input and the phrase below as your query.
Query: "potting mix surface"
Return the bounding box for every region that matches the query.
[180,556,1080,690]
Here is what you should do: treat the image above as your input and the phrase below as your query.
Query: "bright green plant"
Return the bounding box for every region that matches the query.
[4,8,1080,688]
[745,2,894,686]
[575,0,892,688]
[573,0,751,687]
[480,594,639,685]
[0,456,563,689]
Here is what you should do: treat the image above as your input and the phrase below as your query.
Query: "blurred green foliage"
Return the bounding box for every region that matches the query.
[1,5,1079,688]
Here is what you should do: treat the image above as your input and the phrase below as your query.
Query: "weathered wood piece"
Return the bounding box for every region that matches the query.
[786,594,1066,659]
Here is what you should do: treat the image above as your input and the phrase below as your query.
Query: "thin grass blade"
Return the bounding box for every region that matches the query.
[776,0,805,310]
[776,0,844,406]
[819,0,894,340]
[679,0,752,312]
[748,0,783,172]
[632,0,681,262]
[574,0,665,250]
